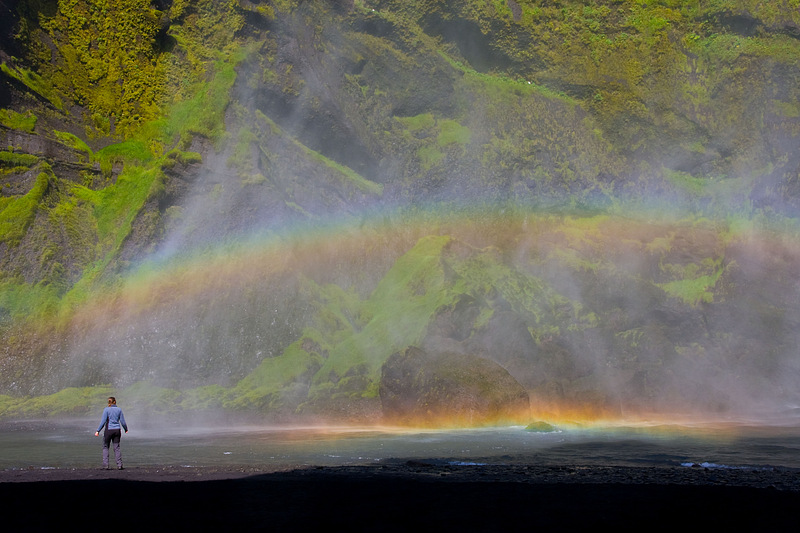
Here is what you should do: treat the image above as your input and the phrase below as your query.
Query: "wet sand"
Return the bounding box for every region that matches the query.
[3,463,799,530]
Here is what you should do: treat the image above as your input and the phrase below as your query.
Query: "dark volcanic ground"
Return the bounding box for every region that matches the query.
[2,463,799,530]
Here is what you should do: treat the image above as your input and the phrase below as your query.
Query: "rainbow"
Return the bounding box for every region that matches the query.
[6,205,800,428]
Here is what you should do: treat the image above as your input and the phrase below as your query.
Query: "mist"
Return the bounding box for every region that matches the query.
[2,1,800,428]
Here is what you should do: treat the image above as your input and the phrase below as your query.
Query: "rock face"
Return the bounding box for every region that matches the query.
[380,346,530,426]
[4,1,800,419]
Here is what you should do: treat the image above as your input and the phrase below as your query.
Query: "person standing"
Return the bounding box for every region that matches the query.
[95,396,128,470]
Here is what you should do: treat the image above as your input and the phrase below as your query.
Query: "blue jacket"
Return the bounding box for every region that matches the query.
[97,405,128,433]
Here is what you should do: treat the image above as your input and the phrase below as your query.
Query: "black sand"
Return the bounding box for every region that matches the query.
[2,463,799,531]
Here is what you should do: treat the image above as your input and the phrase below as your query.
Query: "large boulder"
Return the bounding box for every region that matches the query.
[379,346,530,426]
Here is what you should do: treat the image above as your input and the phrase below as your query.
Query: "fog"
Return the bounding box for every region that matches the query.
[5,3,800,428]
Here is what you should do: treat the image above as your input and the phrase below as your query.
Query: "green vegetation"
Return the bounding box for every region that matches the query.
[525,421,556,432]
[74,165,160,256]
[0,63,64,110]
[1,0,800,421]
[227,340,324,410]
[0,386,111,418]
[22,0,164,133]
[0,167,53,245]
[437,119,471,147]
[0,109,36,132]
[160,55,241,147]
[95,140,155,176]
[317,236,453,381]
[53,130,92,156]
[0,150,39,169]
[658,259,725,306]
[304,146,384,196]
[396,113,435,131]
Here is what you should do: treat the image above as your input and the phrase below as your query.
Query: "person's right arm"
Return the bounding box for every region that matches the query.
[95,408,108,434]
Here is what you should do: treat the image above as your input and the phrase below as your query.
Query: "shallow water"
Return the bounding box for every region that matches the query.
[2,419,800,471]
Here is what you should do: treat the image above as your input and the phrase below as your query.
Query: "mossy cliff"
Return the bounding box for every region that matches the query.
[1,1,800,422]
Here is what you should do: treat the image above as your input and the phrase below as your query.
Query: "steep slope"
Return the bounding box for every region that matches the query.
[4,1,800,297]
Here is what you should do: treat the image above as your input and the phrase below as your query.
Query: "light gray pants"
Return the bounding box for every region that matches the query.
[102,428,122,468]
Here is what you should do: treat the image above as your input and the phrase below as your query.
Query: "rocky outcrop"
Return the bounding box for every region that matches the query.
[380,346,530,426]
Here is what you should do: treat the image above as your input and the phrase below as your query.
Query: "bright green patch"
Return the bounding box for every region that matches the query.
[0,151,39,168]
[437,119,471,147]
[525,421,556,432]
[96,140,154,164]
[226,341,323,410]
[311,235,453,393]
[95,140,155,177]
[659,274,718,306]
[53,130,93,156]
[0,168,53,245]
[0,281,62,323]
[162,53,242,147]
[0,63,64,110]
[0,109,37,132]
[396,113,435,131]
[0,386,112,418]
[658,259,724,306]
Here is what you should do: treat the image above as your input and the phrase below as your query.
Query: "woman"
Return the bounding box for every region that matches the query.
[95,396,128,470]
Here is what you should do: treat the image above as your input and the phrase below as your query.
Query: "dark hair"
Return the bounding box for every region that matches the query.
[108,397,116,406]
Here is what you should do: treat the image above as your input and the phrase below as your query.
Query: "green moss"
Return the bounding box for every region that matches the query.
[301,279,365,341]
[53,130,92,156]
[308,148,383,195]
[161,55,240,146]
[773,100,800,118]
[226,341,323,410]
[258,111,383,195]
[180,385,227,410]
[396,113,435,131]
[311,235,453,391]
[95,140,154,164]
[0,395,26,418]
[163,149,202,166]
[658,258,725,306]
[0,63,64,110]
[94,140,155,178]
[300,225,593,404]
[30,0,166,133]
[228,121,259,176]
[525,421,557,432]
[66,164,162,300]
[664,169,708,196]
[0,151,39,168]
[437,119,471,147]
[0,109,37,132]
[0,280,62,322]
[418,145,444,170]
[0,386,112,418]
[122,381,182,413]
[242,173,267,186]
[0,167,53,245]
[658,273,720,306]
